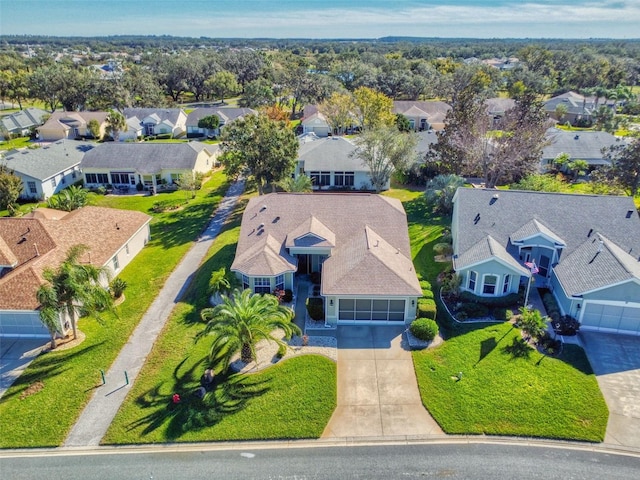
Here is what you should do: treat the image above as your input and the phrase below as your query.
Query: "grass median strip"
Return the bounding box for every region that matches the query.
[0,172,229,448]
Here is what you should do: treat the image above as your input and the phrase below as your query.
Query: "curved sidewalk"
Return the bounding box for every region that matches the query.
[64,180,244,447]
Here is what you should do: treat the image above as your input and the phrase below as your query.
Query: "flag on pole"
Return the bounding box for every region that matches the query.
[525,260,539,274]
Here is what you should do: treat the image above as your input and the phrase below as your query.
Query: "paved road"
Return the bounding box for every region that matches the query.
[1,442,638,479]
[63,180,244,447]
[322,325,443,438]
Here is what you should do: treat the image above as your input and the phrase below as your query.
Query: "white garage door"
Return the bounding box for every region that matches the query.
[338,299,406,324]
[581,303,640,335]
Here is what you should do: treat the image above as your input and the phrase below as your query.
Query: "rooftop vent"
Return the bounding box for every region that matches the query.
[257,223,264,230]
[627,210,634,219]
[597,240,604,253]
[260,205,267,212]
[574,135,580,140]
[587,228,593,237]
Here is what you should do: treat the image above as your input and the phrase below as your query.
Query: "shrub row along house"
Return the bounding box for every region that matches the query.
[0,206,151,337]
[451,188,640,335]
[231,193,422,326]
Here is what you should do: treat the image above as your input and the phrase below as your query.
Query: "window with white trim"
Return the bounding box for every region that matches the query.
[483,275,498,295]
[275,274,285,291]
[468,271,477,292]
[254,277,271,294]
[502,274,510,294]
[242,274,249,290]
[113,255,120,271]
[51,178,56,187]
[334,171,355,187]
[125,244,130,255]
[27,181,37,194]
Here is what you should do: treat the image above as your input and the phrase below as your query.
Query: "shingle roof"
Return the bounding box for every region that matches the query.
[123,108,184,127]
[1,107,48,133]
[0,206,151,310]
[81,142,209,173]
[285,216,335,248]
[38,111,108,132]
[510,218,566,246]
[232,193,420,297]
[2,140,93,180]
[454,234,530,275]
[298,136,366,172]
[232,233,297,276]
[185,107,256,126]
[393,101,451,123]
[542,128,625,163]
[453,188,640,294]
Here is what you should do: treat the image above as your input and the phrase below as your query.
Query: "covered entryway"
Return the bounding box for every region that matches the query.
[337,298,406,324]
[581,302,640,335]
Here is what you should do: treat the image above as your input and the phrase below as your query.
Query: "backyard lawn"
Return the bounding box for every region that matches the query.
[386,184,608,442]
[0,171,230,448]
[103,195,337,444]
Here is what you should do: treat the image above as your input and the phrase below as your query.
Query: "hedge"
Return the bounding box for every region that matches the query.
[306,297,324,320]
[417,298,437,320]
[459,291,520,308]
[410,318,439,341]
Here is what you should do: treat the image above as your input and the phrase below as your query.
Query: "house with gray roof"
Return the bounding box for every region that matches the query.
[296,136,384,191]
[452,188,640,335]
[543,91,615,126]
[393,101,451,131]
[123,108,187,138]
[186,107,256,138]
[1,107,48,137]
[541,128,626,169]
[231,193,422,326]
[81,142,218,192]
[1,141,93,200]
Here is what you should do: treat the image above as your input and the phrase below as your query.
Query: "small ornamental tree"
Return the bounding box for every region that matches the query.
[197,114,220,135]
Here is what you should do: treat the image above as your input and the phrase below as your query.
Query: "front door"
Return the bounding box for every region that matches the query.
[298,254,310,275]
[538,254,550,277]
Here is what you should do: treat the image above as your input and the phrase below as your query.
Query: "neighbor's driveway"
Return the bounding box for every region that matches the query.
[580,331,640,448]
[0,337,47,399]
[322,325,443,439]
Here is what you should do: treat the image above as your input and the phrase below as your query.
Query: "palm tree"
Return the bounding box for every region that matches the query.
[105,109,126,141]
[36,244,114,347]
[278,175,313,193]
[208,266,231,305]
[196,288,301,372]
[424,174,465,215]
[46,185,88,211]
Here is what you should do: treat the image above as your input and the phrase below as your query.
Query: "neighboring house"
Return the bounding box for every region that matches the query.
[541,128,626,169]
[485,98,515,125]
[1,141,93,200]
[123,108,187,138]
[452,188,640,335]
[231,193,422,326]
[301,107,331,137]
[393,101,451,131]
[543,91,615,125]
[415,130,438,158]
[1,107,49,137]
[37,111,108,141]
[0,206,151,338]
[296,136,383,191]
[118,116,144,142]
[81,142,218,191]
[185,107,256,138]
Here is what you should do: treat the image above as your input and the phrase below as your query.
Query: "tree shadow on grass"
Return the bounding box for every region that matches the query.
[557,344,595,375]
[127,357,271,440]
[502,336,532,360]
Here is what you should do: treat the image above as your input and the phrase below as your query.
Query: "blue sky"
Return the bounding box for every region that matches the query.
[1,0,639,38]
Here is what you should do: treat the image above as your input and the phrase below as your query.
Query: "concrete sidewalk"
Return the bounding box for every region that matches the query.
[64,180,244,447]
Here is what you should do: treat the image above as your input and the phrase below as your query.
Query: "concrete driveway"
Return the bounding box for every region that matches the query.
[0,337,47,399]
[580,331,640,448]
[322,325,443,439]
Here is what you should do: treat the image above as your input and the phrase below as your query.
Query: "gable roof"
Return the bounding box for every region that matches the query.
[393,101,451,123]
[232,193,420,297]
[1,141,93,181]
[38,111,108,132]
[542,128,625,163]
[453,188,640,294]
[285,216,336,248]
[185,107,256,126]
[1,107,49,133]
[0,206,151,310]
[298,136,366,172]
[454,234,531,275]
[123,108,185,127]
[81,142,210,173]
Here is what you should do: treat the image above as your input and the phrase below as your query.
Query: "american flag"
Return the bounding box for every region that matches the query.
[525,260,539,274]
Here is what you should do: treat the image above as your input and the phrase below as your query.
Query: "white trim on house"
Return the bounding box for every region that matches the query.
[579,299,640,336]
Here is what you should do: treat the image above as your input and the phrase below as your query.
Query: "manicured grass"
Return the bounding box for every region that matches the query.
[0,171,230,448]
[103,195,336,444]
[0,136,33,151]
[412,323,608,441]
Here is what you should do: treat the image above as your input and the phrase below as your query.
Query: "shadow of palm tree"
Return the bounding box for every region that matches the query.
[502,336,532,359]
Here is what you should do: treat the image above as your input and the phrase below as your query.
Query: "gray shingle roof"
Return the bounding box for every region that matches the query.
[2,141,93,180]
[81,142,209,173]
[298,137,366,172]
[232,193,421,297]
[123,108,184,126]
[1,108,48,133]
[453,188,640,294]
[185,107,256,126]
[454,234,530,275]
[392,101,451,123]
[542,128,626,163]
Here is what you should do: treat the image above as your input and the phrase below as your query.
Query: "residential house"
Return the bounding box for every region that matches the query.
[37,111,108,141]
[451,188,640,335]
[81,142,218,192]
[1,107,49,137]
[543,91,615,126]
[485,98,515,126]
[185,107,256,138]
[117,116,144,142]
[231,193,422,326]
[123,108,187,138]
[1,141,93,200]
[301,105,332,137]
[296,136,384,191]
[541,128,626,170]
[0,206,151,338]
[393,101,451,131]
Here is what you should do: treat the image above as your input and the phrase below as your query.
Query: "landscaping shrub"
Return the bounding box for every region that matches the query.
[276,344,287,358]
[433,242,453,256]
[151,199,186,213]
[419,280,432,291]
[109,277,127,299]
[552,315,580,336]
[282,289,293,303]
[459,302,489,318]
[493,307,508,321]
[459,291,519,308]
[410,318,439,341]
[417,298,437,319]
[306,297,324,320]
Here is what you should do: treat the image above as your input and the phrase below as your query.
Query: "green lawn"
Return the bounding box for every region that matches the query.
[0,136,33,151]
[0,171,230,448]
[384,185,608,442]
[103,194,337,444]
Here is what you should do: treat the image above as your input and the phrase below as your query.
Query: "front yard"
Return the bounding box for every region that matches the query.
[0,172,230,448]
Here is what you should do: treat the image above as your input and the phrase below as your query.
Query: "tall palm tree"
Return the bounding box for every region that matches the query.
[36,244,114,348]
[196,288,301,372]
[105,109,126,141]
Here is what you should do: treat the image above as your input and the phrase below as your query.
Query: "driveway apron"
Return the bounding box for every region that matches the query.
[580,331,640,449]
[322,325,443,438]
[63,180,244,447]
